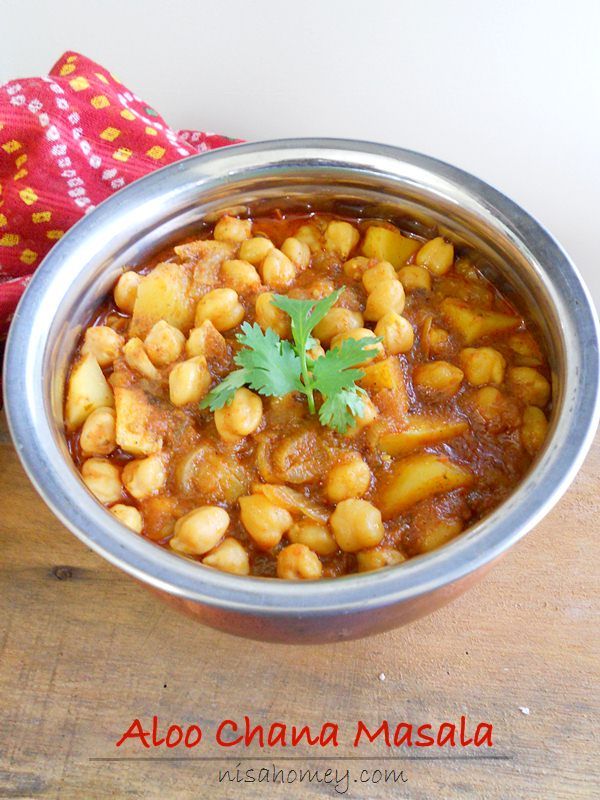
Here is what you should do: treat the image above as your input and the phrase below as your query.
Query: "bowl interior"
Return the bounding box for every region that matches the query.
[5,140,599,614]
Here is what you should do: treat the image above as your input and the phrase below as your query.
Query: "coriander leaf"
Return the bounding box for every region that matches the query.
[272,288,344,353]
[319,387,367,434]
[311,337,379,395]
[233,322,302,397]
[200,368,250,411]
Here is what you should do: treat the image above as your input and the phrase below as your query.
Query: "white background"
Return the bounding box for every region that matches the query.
[3,0,599,307]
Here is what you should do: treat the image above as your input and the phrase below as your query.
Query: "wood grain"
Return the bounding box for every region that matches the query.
[0,410,598,800]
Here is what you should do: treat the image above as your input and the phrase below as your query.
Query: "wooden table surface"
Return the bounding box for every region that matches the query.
[1,410,598,800]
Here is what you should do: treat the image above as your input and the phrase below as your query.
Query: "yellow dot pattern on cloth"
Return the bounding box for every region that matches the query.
[0,214,7,227]
[19,188,38,206]
[112,147,132,162]
[69,77,90,92]
[120,109,136,121]
[32,211,52,223]
[146,146,166,160]
[46,230,64,240]
[91,95,110,109]
[0,233,20,246]
[2,140,22,154]
[100,127,121,142]
[20,249,38,265]
[14,169,28,181]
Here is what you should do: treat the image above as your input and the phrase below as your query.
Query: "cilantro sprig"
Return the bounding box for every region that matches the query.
[200,289,380,433]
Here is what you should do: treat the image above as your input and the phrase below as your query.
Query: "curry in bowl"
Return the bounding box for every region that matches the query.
[64,212,551,579]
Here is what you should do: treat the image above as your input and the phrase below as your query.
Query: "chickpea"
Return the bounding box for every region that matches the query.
[470,386,520,428]
[375,312,414,355]
[239,236,274,266]
[281,237,311,270]
[416,236,454,276]
[343,256,371,281]
[195,288,245,332]
[304,278,336,300]
[144,320,186,367]
[331,328,384,364]
[170,506,230,556]
[295,224,322,253]
[325,456,371,503]
[122,454,166,500]
[81,458,122,505]
[123,338,160,380]
[277,543,322,580]
[413,361,464,400]
[261,248,296,291]
[397,265,432,292]
[459,347,506,386]
[114,271,141,314]
[186,320,228,360]
[330,499,384,553]
[364,279,405,322]
[214,387,263,442]
[313,308,363,345]
[507,367,551,407]
[81,326,124,368]
[111,503,143,533]
[221,259,261,294]
[213,215,252,243]
[357,547,405,572]
[239,494,293,549]
[324,220,360,260]
[344,395,378,438]
[80,407,116,456]
[202,537,250,575]
[362,261,396,294]
[169,355,211,406]
[521,406,548,456]
[255,292,291,338]
[288,520,338,556]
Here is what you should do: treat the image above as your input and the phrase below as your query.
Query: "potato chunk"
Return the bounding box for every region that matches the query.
[412,517,463,554]
[65,353,114,431]
[114,386,163,456]
[359,357,405,393]
[378,415,468,456]
[441,298,520,344]
[378,453,473,519]
[362,226,420,267]
[130,262,195,338]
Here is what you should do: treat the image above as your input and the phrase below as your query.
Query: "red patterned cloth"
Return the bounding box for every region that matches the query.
[0,51,240,341]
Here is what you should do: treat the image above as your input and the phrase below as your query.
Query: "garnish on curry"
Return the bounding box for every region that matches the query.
[64,212,552,579]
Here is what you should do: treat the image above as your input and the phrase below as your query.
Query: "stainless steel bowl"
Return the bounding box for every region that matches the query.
[4,139,599,643]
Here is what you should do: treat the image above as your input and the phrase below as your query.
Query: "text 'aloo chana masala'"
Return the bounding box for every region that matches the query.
[65,212,551,579]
